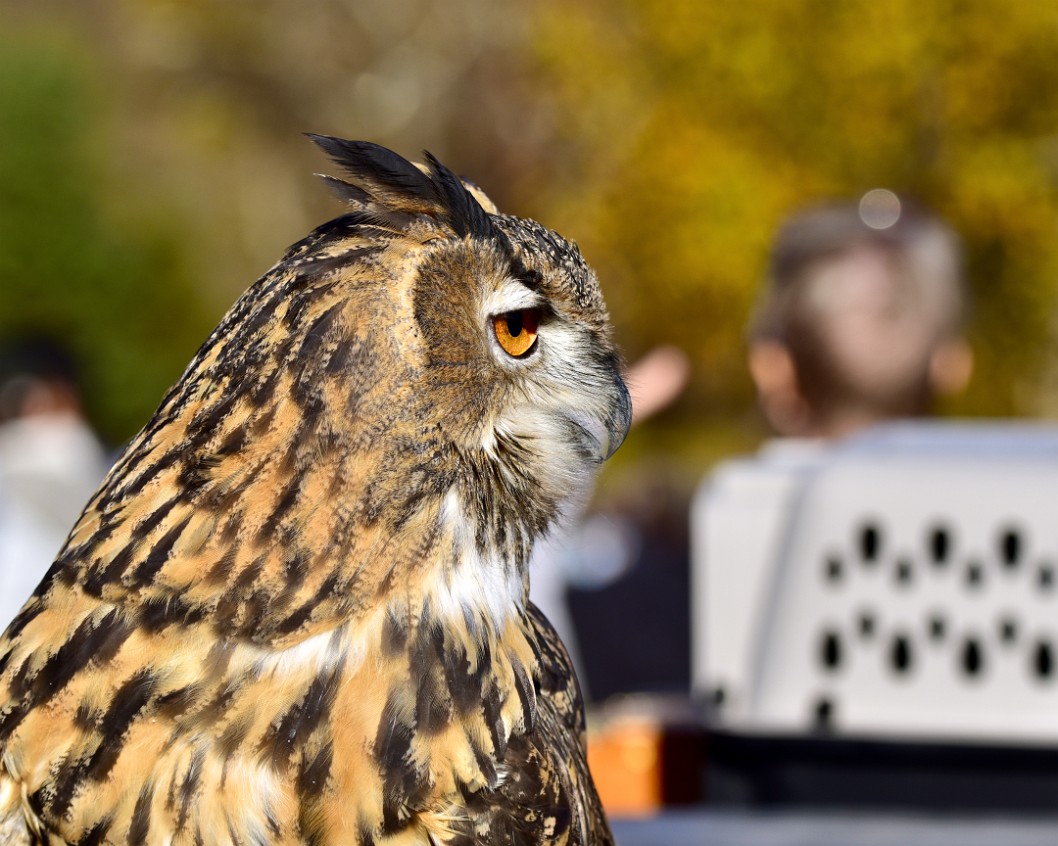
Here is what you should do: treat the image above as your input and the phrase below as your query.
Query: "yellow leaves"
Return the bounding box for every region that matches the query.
[524,0,1058,421]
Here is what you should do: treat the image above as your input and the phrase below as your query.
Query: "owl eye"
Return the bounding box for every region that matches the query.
[492,309,540,358]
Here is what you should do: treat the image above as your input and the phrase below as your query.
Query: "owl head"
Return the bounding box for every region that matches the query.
[300,137,632,556]
[75,137,631,643]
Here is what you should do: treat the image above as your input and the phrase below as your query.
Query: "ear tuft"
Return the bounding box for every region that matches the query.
[307,134,496,240]
[422,151,495,239]
[315,173,372,206]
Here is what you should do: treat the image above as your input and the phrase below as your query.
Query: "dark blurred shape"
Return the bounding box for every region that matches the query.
[0,333,109,627]
[0,334,85,422]
[568,468,692,703]
[748,195,973,438]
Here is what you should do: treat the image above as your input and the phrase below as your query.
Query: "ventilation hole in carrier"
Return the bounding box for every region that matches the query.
[812,696,835,731]
[1033,640,1054,682]
[999,527,1023,569]
[858,611,876,639]
[819,630,843,672]
[928,614,947,642]
[889,633,913,676]
[894,558,914,587]
[824,556,844,585]
[928,525,952,565]
[859,522,882,563]
[961,636,985,679]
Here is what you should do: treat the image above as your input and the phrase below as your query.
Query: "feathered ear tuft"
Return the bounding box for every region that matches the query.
[315,173,372,206]
[421,151,495,239]
[307,134,495,240]
[307,135,437,216]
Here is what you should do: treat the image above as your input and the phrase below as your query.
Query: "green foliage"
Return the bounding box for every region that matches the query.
[525,0,1058,429]
[0,28,214,444]
[5,1,1058,463]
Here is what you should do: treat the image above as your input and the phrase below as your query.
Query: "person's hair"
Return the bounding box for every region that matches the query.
[0,333,83,422]
[750,199,967,423]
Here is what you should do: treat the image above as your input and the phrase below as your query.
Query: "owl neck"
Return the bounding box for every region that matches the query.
[429,488,530,635]
[419,427,595,638]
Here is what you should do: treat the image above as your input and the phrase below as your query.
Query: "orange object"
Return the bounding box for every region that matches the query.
[587,701,705,816]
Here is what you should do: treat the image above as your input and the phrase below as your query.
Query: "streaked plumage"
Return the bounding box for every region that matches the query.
[0,137,629,845]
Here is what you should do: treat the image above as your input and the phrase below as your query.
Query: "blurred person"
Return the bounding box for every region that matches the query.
[626,345,692,425]
[693,194,974,731]
[0,335,110,626]
[747,191,972,439]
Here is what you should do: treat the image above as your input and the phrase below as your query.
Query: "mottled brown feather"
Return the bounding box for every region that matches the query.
[0,138,628,845]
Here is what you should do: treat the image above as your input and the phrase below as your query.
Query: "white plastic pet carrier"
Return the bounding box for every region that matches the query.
[692,422,1058,743]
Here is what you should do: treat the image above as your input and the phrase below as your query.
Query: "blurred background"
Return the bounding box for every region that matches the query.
[7,0,1058,838]
[9,0,1058,454]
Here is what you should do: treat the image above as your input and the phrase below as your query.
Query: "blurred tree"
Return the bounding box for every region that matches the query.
[78,0,536,299]
[524,0,1058,454]
[0,0,532,444]
[5,0,1058,467]
[0,24,213,445]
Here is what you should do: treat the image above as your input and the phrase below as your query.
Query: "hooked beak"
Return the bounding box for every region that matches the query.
[600,375,632,461]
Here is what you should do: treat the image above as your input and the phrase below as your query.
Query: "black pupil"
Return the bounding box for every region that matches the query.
[506,311,524,337]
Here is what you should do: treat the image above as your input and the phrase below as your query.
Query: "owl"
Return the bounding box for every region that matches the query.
[0,137,630,845]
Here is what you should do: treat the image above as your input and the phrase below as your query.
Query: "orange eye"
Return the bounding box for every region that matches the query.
[492,309,540,358]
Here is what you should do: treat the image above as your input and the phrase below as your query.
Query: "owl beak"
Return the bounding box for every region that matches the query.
[565,375,631,463]
[602,376,633,460]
